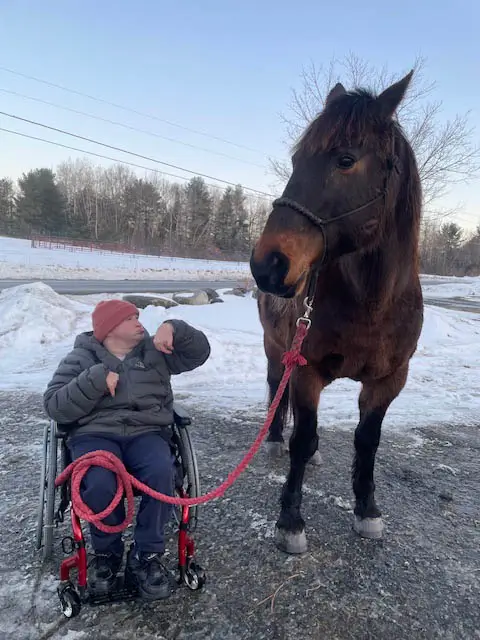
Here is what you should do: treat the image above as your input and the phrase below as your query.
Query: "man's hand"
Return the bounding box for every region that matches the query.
[106,371,119,397]
[154,322,174,354]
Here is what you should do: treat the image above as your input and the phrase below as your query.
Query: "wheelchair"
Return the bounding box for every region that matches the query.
[36,403,206,618]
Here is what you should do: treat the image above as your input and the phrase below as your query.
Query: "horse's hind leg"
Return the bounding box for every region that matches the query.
[352,365,409,538]
[264,337,289,458]
[275,366,322,554]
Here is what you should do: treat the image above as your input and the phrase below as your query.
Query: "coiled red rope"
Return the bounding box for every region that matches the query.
[55,322,309,534]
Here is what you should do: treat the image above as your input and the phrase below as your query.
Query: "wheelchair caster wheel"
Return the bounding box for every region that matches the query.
[58,582,81,618]
[184,562,206,591]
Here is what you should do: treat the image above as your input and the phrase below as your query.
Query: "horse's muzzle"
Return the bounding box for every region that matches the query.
[249,250,296,297]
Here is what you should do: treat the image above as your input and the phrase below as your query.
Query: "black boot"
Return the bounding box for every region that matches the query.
[125,545,173,601]
[88,551,123,595]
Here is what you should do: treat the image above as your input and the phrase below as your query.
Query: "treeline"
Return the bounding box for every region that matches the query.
[0,159,270,260]
[0,157,479,274]
[420,221,480,276]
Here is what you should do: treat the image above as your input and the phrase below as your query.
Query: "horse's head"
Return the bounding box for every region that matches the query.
[250,71,416,298]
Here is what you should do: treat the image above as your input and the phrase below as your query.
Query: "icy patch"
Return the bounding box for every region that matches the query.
[247,508,275,539]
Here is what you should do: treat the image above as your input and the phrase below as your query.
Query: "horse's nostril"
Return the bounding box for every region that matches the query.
[250,250,290,295]
[268,252,289,281]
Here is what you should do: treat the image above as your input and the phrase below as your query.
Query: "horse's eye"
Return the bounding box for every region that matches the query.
[337,155,356,170]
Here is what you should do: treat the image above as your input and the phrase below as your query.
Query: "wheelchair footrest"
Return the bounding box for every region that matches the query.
[86,577,138,606]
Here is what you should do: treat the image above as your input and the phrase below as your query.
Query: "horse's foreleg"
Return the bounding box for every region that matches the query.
[352,365,409,538]
[275,366,322,554]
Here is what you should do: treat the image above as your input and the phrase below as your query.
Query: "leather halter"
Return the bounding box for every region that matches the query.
[272,137,401,308]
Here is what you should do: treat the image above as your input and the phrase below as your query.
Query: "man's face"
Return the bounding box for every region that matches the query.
[108,313,144,345]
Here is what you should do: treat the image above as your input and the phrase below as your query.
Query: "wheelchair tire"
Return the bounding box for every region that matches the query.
[35,422,50,551]
[173,424,201,533]
[43,421,59,560]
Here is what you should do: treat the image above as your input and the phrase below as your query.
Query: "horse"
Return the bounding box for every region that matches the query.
[249,70,424,554]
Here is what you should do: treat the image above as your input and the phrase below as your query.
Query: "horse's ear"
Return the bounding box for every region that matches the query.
[325,82,346,106]
[376,70,414,118]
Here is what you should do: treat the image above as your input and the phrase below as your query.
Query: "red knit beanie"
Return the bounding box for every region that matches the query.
[92,299,139,342]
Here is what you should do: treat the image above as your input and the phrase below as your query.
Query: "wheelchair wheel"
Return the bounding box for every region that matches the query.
[40,421,59,560]
[173,424,201,533]
[35,422,50,551]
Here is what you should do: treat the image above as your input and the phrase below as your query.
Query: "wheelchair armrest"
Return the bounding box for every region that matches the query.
[172,402,192,427]
[53,421,72,439]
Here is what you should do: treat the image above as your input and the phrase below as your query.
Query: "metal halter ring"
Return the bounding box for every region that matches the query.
[296,316,312,329]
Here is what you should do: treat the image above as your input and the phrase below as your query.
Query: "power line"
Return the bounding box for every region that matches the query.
[0,66,267,156]
[0,110,274,198]
[0,125,274,201]
[0,87,268,170]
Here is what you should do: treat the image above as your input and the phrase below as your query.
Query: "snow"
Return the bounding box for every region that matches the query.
[421,274,480,299]
[0,236,250,281]
[0,279,479,431]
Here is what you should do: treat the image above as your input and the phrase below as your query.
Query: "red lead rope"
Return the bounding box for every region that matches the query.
[55,321,310,534]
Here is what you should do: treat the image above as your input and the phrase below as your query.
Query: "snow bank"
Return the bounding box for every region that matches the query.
[0,282,478,431]
[0,282,93,390]
[0,282,90,351]
[0,236,251,281]
[421,274,480,299]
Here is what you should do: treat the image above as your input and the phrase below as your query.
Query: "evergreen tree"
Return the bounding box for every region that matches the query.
[0,178,17,234]
[16,169,66,234]
[214,187,235,251]
[439,222,463,272]
[440,222,463,251]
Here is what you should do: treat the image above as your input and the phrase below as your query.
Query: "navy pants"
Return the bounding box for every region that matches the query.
[68,432,174,556]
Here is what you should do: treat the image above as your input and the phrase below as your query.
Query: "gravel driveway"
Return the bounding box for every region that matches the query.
[0,391,478,640]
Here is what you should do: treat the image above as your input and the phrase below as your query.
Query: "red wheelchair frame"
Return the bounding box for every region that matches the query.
[36,405,206,618]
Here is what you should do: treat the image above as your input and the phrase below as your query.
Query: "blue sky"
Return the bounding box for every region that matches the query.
[0,0,478,229]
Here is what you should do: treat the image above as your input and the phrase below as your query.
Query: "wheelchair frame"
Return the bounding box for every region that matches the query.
[36,403,205,618]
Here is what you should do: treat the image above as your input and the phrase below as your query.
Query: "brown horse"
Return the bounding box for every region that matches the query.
[250,70,423,554]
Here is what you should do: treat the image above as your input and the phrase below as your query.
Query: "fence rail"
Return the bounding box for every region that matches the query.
[29,234,249,267]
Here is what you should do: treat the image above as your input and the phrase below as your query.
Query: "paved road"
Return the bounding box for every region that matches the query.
[425,296,480,314]
[0,391,478,639]
[1,278,479,315]
[0,278,242,295]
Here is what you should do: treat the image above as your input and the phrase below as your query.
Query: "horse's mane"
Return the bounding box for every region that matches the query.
[295,89,394,155]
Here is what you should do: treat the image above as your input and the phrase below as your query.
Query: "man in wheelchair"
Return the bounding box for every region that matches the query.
[43,299,210,602]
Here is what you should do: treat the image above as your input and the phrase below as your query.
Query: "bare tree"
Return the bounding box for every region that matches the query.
[271,54,480,218]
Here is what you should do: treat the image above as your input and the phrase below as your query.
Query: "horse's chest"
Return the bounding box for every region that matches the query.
[306,321,395,382]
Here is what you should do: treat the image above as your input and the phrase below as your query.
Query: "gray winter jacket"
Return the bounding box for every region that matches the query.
[43,320,210,439]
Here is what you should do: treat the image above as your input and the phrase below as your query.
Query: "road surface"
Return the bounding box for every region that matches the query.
[0,278,242,295]
[1,277,479,314]
[424,296,480,313]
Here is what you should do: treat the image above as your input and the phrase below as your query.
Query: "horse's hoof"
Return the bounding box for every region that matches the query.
[274,526,308,554]
[265,441,286,458]
[353,515,384,539]
[308,450,322,466]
